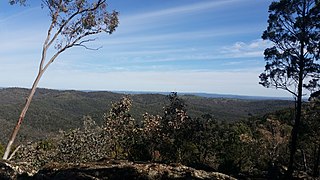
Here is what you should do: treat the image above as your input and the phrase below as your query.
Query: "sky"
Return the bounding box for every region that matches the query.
[0,0,293,97]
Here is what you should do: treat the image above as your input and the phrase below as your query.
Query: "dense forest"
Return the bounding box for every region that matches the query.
[1,88,315,179]
[0,88,293,144]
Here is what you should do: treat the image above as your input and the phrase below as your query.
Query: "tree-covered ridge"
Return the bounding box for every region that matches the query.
[2,90,320,179]
[5,92,317,179]
[0,88,293,144]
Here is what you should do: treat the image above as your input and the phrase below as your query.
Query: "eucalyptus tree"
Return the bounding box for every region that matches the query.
[259,0,320,177]
[3,0,119,160]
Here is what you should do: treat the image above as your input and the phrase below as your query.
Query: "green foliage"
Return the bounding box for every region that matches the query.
[104,96,137,159]
[56,125,107,162]
[0,143,4,158]
[217,122,253,175]
[0,88,293,145]
[14,116,109,167]
[158,92,191,162]
[12,93,307,179]
[37,140,55,151]
[298,93,320,177]
[42,0,119,51]
[260,0,320,92]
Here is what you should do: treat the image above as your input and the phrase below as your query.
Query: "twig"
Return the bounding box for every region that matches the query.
[8,145,21,161]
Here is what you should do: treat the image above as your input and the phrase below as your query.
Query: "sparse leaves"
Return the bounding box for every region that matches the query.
[42,0,119,52]
[257,118,291,164]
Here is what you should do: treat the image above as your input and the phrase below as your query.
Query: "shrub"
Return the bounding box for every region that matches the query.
[13,97,138,166]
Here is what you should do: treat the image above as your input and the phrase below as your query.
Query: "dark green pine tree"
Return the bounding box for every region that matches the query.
[259,0,320,178]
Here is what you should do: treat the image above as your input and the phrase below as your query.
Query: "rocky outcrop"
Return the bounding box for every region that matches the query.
[0,160,37,179]
[1,159,236,180]
[0,161,17,180]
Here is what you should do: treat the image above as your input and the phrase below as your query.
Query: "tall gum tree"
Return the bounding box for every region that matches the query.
[2,0,119,160]
[259,0,320,177]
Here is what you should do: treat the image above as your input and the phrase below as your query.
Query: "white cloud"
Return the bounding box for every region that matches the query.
[221,39,273,58]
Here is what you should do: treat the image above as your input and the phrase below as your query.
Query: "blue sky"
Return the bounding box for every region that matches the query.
[0,0,291,97]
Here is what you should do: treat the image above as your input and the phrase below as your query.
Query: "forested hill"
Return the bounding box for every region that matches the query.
[0,87,294,144]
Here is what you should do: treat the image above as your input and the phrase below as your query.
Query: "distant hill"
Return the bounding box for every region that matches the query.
[113,91,293,100]
[0,88,294,144]
[182,92,294,100]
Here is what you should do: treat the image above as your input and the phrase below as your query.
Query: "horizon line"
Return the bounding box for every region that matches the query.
[0,86,296,101]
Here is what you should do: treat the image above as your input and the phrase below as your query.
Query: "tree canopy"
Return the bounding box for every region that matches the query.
[259,0,320,177]
[260,0,320,95]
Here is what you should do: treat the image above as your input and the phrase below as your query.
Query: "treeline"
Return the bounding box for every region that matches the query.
[3,93,320,179]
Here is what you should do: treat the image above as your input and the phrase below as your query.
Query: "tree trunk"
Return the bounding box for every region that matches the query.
[286,75,302,179]
[287,2,306,176]
[2,71,44,160]
[302,149,307,172]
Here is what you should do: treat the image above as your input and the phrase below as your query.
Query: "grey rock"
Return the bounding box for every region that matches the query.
[1,160,236,180]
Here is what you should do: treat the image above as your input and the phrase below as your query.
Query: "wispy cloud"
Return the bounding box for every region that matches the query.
[0,6,39,24]
[220,39,273,58]
[121,0,238,23]
[116,0,249,35]
[0,0,277,96]
[103,26,263,47]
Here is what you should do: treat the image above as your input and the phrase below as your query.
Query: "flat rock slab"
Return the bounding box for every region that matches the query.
[1,160,236,180]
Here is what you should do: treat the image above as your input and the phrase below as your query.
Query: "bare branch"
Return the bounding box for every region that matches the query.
[8,145,21,161]
[74,38,102,50]
[74,44,102,50]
